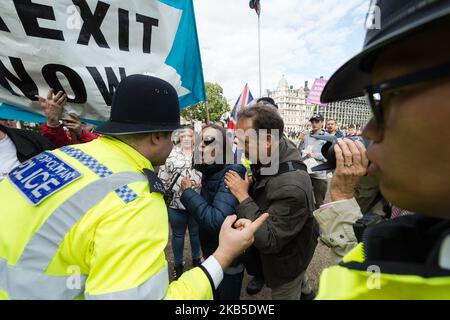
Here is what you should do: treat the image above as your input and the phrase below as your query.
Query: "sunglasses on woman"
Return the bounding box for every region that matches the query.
[202,136,216,146]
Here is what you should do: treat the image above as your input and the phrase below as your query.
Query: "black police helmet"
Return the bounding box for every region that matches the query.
[321,0,450,103]
[95,75,181,135]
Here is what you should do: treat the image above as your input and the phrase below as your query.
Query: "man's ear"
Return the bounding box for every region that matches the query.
[148,133,160,146]
[150,132,171,145]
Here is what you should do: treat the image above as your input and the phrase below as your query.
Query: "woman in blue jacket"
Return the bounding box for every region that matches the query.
[180,124,247,300]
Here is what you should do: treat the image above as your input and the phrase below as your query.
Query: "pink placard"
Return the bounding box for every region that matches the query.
[307,78,329,107]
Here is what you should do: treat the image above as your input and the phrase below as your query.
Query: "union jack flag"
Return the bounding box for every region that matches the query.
[228,84,254,130]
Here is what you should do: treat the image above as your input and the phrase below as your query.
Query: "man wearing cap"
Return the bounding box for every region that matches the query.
[0,75,268,300]
[298,114,329,209]
[315,0,450,299]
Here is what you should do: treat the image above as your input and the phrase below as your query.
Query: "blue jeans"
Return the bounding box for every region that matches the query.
[168,208,202,266]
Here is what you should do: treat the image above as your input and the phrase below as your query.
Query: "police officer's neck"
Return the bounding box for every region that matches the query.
[0,130,6,141]
[112,133,170,167]
[112,134,152,160]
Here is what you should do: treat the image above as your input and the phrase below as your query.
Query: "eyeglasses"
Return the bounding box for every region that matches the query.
[365,62,450,128]
[202,136,216,146]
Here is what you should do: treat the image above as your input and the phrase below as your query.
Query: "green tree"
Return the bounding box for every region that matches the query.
[181,82,230,123]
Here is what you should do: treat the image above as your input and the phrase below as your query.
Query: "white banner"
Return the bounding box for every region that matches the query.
[0,0,206,123]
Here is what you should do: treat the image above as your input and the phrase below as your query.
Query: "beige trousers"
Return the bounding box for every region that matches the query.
[271,271,306,300]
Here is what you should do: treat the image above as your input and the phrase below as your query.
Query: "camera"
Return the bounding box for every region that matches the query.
[310,135,372,172]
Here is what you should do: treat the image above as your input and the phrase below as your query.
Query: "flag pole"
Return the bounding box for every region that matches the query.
[258,13,262,97]
[204,101,210,124]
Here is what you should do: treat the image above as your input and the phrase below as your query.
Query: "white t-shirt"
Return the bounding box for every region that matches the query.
[0,134,21,181]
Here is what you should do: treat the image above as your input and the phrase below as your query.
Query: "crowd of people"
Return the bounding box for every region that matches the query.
[287,120,358,141]
[0,0,449,301]
[0,87,424,300]
[0,84,324,300]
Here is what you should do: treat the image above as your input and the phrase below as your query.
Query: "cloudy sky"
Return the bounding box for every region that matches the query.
[193,0,369,102]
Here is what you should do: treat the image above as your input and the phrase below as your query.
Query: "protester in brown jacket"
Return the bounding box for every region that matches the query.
[224,104,318,300]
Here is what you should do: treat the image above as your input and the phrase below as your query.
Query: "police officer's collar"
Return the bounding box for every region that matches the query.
[341,215,450,277]
[142,168,166,195]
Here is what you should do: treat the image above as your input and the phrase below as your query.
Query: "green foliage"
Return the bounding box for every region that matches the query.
[181,82,230,123]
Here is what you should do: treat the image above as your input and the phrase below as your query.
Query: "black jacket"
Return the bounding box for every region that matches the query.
[0,124,54,162]
[236,136,319,288]
[181,163,246,259]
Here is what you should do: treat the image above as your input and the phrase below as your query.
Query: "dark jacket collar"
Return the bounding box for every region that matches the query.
[0,124,53,162]
[1,124,34,160]
[194,163,227,176]
[0,124,8,135]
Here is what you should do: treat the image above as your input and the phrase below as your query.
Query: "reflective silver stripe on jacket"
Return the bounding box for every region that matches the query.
[85,266,169,300]
[0,257,87,300]
[0,172,146,299]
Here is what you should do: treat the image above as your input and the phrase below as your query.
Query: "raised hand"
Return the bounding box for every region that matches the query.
[329,138,369,201]
[213,213,269,270]
[62,113,83,138]
[36,89,67,127]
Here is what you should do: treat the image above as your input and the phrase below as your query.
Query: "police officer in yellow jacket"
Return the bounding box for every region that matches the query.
[0,75,268,300]
[314,0,450,299]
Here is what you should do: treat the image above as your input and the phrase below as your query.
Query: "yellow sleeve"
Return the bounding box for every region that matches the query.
[84,193,169,298]
[165,267,214,300]
[84,192,214,300]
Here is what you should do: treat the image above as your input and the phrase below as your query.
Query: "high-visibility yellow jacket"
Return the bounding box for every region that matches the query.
[0,136,216,300]
[316,215,450,300]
